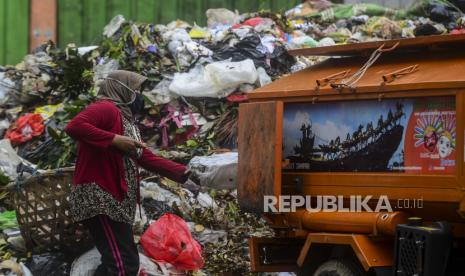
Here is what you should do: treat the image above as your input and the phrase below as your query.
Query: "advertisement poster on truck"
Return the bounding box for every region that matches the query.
[283,96,456,174]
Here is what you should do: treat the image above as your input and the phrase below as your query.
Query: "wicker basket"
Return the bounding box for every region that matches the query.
[10,167,92,253]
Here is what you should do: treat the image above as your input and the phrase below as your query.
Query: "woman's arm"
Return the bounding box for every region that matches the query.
[65,101,117,148]
[137,148,187,183]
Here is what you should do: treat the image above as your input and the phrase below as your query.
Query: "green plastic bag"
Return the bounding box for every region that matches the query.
[308,3,407,22]
[0,211,18,230]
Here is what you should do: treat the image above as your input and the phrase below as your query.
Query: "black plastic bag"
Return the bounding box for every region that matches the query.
[26,252,71,276]
[213,35,267,69]
[142,198,175,220]
[414,23,443,36]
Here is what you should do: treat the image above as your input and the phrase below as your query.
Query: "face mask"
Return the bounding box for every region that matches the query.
[129,93,145,115]
[104,77,146,115]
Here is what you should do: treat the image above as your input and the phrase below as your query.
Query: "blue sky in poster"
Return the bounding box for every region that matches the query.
[283,99,414,165]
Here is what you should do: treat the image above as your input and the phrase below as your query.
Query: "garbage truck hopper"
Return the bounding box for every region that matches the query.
[237,34,465,275]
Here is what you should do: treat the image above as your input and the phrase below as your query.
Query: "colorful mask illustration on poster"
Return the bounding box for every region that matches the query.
[404,98,456,174]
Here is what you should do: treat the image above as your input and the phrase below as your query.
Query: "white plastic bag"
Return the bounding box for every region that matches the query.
[146,79,176,105]
[140,181,182,206]
[206,8,239,27]
[103,15,125,37]
[188,152,238,189]
[70,247,165,276]
[93,59,119,85]
[78,46,99,56]
[169,59,258,98]
[0,72,16,106]
[187,222,227,245]
[257,67,272,87]
[0,139,32,179]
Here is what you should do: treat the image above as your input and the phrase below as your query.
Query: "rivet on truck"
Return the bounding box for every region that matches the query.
[237,34,465,276]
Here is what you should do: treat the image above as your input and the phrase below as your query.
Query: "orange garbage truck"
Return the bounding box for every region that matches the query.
[237,34,465,276]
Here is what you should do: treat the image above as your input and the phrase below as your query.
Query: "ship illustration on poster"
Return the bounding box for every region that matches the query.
[283,97,456,174]
[285,102,405,172]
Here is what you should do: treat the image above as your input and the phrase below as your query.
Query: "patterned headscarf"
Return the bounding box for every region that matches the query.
[98,70,147,119]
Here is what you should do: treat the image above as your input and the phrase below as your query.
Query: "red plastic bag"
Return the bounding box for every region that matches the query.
[5,113,45,145]
[226,93,248,103]
[140,213,204,271]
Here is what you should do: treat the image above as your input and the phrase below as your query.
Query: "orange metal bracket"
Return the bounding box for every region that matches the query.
[382,64,419,84]
[297,233,394,271]
[316,70,351,88]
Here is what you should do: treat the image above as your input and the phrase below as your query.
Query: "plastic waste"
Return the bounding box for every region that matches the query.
[196,192,218,209]
[163,28,213,67]
[181,113,207,126]
[258,35,277,54]
[22,52,52,75]
[103,15,126,37]
[141,213,204,271]
[20,262,33,276]
[93,58,119,84]
[310,4,407,22]
[26,252,71,276]
[286,0,332,18]
[33,103,63,120]
[212,33,294,77]
[70,247,163,276]
[134,205,148,235]
[187,222,227,245]
[146,79,176,106]
[77,46,98,56]
[206,8,239,27]
[257,67,272,87]
[414,19,447,36]
[0,139,33,179]
[0,119,10,137]
[7,235,27,253]
[142,198,175,221]
[240,17,275,33]
[0,72,16,106]
[269,44,296,77]
[317,37,336,47]
[0,259,22,275]
[140,181,182,206]
[290,35,318,48]
[226,94,248,103]
[188,152,238,189]
[5,113,45,145]
[363,17,403,39]
[189,25,210,39]
[213,35,267,67]
[0,211,18,231]
[169,59,258,98]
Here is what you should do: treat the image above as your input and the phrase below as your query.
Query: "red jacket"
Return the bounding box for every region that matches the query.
[65,100,187,201]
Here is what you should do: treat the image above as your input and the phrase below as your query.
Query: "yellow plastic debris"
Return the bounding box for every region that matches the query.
[189,27,209,39]
[34,103,63,120]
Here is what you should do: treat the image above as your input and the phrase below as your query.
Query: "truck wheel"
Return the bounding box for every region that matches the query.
[313,259,366,276]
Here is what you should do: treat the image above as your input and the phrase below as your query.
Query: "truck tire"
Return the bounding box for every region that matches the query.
[313,259,366,276]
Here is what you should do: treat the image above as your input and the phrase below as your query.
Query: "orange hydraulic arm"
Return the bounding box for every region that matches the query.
[283,209,409,236]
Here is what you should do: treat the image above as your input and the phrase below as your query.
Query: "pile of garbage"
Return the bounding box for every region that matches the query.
[286,0,465,47]
[0,0,464,274]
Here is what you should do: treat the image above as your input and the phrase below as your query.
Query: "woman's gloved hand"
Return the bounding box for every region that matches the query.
[181,169,201,195]
[111,134,146,156]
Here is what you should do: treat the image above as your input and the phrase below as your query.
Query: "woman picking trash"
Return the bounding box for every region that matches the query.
[65,70,192,276]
